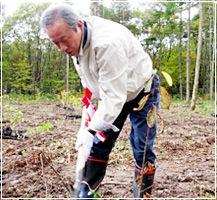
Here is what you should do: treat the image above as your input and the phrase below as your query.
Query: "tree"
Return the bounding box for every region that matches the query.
[209,3,214,100]
[186,2,191,102]
[190,2,203,110]
[2,2,82,95]
[90,2,100,16]
[3,1,214,100]
[65,55,69,92]
[178,3,184,100]
[2,3,51,94]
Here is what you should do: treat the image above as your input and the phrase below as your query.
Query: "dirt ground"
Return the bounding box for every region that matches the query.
[1,101,216,199]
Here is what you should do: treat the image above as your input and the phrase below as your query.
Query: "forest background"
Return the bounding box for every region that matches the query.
[1,0,216,106]
[1,1,216,199]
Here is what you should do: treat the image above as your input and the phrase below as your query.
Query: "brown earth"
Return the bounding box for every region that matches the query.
[1,102,216,199]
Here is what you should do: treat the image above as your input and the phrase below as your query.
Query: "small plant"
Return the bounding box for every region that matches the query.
[36,122,52,132]
[89,190,101,199]
[4,105,23,128]
[160,148,165,153]
[57,90,82,107]
[26,188,34,198]
[28,127,36,134]
[114,141,124,150]
[11,110,23,127]
[154,69,172,110]
[27,122,52,135]
[134,69,172,196]
[50,139,56,147]
[21,150,27,156]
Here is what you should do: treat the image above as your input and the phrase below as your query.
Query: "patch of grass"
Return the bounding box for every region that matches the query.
[57,90,82,107]
[3,92,58,104]
[163,98,215,117]
[195,100,215,116]
[2,91,83,107]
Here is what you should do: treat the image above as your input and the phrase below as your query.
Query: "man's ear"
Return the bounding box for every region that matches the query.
[75,20,82,32]
[77,20,83,29]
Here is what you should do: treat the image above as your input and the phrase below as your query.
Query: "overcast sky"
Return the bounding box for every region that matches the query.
[2,0,212,25]
[2,0,145,16]
[2,0,201,18]
[2,0,92,16]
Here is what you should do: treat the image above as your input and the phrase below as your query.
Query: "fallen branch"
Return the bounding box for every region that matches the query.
[40,151,70,194]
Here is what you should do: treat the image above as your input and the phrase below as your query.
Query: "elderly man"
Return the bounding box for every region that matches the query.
[40,3,160,199]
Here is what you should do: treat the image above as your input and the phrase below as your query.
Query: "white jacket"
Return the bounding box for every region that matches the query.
[72,16,153,132]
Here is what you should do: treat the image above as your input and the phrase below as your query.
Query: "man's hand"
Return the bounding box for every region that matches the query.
[75,129,94,159]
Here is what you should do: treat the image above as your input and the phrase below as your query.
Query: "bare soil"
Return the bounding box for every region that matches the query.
[2,102,216,199]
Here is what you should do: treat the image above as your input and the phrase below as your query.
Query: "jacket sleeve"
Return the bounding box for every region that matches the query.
[88,42,128,132]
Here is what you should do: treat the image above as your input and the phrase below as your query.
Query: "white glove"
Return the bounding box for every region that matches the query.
[75,128,94,159]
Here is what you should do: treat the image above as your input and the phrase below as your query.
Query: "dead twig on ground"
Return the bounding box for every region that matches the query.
[39,151,71,195]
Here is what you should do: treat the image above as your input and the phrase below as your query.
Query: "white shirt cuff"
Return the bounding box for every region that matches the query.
[89,114,119,132]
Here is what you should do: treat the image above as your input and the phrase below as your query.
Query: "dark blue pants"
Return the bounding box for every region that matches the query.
[90,75,160,168]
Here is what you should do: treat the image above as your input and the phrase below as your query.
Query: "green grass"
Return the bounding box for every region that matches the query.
[195,100,216,116]
[2,92,58,104]
[160,98,215,117]
[3,93,215,117]
[2,91,83,107]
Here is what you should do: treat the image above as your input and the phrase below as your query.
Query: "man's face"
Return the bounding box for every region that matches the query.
[46,18,82,56]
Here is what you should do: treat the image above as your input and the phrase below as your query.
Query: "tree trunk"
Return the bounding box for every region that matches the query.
[190,2,203,110]
[90,2,100,16]
[65,55,69,92]
[179,4,183,100]
[209,3,214,100]
[158,13,162,71]
[186,2,191,102]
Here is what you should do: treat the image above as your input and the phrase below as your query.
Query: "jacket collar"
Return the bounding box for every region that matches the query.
[78,20,90,56]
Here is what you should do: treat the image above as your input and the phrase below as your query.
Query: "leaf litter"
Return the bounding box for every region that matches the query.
[2,102,215,198]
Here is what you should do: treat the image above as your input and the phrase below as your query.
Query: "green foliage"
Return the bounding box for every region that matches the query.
[21,150,27,156]
[27,122,52,135]
[161,71,173,87]
[114,141,125,150]
[160,148,166,153]
[147,105,157,128]
[3,105,23,128]
[153,68,172,109]
[2,2,82,95]
[3,92,58,104]
[90,190,101,199]
[161,44,197,95]
[127,9,145,36]
[36,122,52,132]
[171,98,215,117]
[2,1,214,100]
[195,100,215,116]
[57,90,82,107]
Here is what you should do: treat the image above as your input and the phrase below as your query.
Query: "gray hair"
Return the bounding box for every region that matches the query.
[40,3,81,31]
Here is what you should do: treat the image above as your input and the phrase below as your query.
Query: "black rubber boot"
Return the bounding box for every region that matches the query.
[133,162,155,198]
[79,157,108,199]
